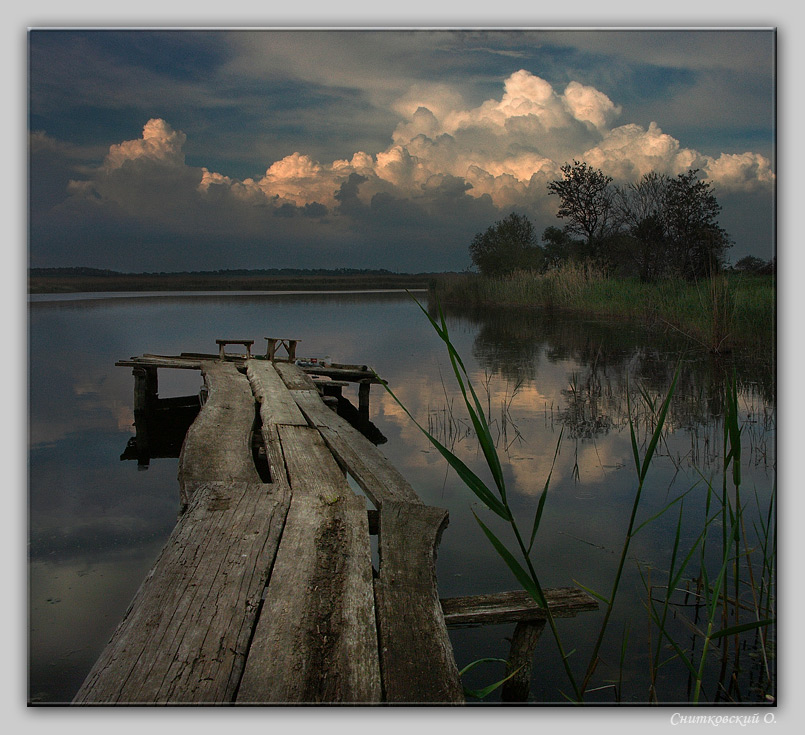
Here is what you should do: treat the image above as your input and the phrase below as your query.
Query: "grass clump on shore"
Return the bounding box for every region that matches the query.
[429,266,775,352]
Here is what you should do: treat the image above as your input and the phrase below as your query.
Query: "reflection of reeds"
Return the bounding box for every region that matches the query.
[642,374,775,703]
[387,295,774,703]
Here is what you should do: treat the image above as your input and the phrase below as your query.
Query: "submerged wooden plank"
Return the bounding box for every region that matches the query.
[236,423,381,703]
[374,501,464,704]
[440,587,599,627]
[178,362,260,508]
[290,387,422,507]
[73,477,291,704]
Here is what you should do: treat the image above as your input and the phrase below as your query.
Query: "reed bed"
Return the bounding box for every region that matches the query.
[430,267,775,352]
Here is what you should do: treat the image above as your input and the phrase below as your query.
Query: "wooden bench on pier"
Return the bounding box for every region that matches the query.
[75,344,597,705]
[215,338,254,360]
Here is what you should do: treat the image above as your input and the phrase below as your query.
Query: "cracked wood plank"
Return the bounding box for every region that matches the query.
[72,477,290,704]
[236,423,381,703]
[246,360,308,427]
[289,387,421,507]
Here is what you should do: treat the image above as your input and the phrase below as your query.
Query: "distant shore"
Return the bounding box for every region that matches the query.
[28,269,447,294]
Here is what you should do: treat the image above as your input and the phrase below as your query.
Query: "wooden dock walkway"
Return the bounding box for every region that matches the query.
[73,341,596,705]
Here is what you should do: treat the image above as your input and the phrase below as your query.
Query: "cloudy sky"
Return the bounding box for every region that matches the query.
[28,26,776,272]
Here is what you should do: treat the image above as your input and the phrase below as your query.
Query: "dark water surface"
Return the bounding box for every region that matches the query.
[28,291,775,704]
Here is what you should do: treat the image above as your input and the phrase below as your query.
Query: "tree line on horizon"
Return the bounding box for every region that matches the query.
[469,162,774,281]
[28,266,436,278]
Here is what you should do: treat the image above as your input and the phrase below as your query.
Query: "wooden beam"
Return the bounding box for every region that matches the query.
[298,365,381,383]
[440,587,598,627]
[246,360,308,427]
[501,620,547,702]
[117,356,204,370]
[358,380,370,421]
[272,360,319,391]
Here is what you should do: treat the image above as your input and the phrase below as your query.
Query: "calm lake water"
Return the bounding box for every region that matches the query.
[28,291,776,704]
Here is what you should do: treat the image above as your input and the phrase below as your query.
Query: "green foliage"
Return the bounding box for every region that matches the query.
[541,226,581,269]
[733,255,775,275]
[664,169,732,279]
[469,212,544,276]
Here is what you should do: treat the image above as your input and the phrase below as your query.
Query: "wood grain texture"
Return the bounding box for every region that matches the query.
[501,620,547,702]
[374,501,464,703]
[246,360,308,427]
[272,360,318,391]
[178,362,261,508]
[440,587,598,627]
[73,478,290,704]
[290,386,422,507]
[236,424,382,703]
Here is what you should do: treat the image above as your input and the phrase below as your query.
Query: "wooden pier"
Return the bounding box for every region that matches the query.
[74,340,596,705]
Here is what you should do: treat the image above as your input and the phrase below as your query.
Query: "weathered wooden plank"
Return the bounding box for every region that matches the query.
[178,362,260,508]
[440,587,598,627]
[290,387,422,507]
[374,501,464,703]
[73,477,291,704]
[246,359,308,427]
[116,355,204,370]
[272,360,318,391]
[298,366,381,383]
[236,423,381,703]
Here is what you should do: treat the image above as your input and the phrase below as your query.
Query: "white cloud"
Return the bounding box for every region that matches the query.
[103,118,187,171]
[700,152,777,192]
[69,71,775,224]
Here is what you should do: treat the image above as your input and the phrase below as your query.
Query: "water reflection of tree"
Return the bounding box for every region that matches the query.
[440,303,775,439]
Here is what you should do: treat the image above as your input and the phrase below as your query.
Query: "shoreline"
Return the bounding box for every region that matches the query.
[28,272,442,294]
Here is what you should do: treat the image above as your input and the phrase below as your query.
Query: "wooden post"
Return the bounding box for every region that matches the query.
[287,339,299,361]
[358,380,370,421]
[133,366,158,412]
[265,338,300,362]
[501,620,547,702]
[132,366,158,469]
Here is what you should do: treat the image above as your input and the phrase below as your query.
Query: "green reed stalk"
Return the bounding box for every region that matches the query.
[380,295,583,699]
[577,368,679,695]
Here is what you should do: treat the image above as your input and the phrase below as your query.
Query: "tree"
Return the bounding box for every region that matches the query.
[664,169,731,279]
[547,160,616,262]
[734,255,775,275]
[469,212,544,276]
[541,226,581,270]
[612,172,672,281]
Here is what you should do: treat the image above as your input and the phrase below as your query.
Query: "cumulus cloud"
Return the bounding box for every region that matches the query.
[103,118,187,171]
[63,71,774,254]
